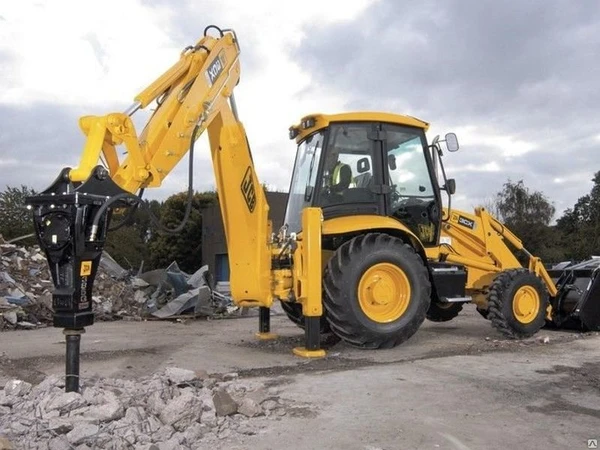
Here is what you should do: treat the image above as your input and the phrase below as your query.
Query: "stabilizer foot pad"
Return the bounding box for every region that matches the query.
[255,332,278,340]
[292,347,326,358]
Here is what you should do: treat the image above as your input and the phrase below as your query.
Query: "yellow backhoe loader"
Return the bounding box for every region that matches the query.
[27,26,600,385]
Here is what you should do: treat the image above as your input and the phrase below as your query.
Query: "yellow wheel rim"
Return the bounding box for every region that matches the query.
[358,263,411,323]
[512,285,540,324]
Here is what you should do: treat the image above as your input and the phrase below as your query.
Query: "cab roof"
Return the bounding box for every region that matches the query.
[289,112,430,143]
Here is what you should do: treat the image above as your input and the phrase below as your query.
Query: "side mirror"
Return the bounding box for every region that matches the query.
[445,178,456,195]
[445,133,459,152]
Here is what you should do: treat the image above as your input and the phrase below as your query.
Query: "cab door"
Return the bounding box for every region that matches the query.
[381,123,442,246]
[315,122,387,220]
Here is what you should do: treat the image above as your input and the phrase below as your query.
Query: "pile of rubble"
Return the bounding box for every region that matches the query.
[0,368,290,449]
[1,239,59,330]
[0,236,235,331]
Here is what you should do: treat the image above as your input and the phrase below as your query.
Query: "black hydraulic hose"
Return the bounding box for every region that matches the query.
[204,25,224,37]
[146,124,198,234]
[91,124,199,239]
[90,193,140,240]
[108,188,145,232]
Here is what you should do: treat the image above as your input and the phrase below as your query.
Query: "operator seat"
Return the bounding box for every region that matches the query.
[330,162,353,193]
[354,172,372,188]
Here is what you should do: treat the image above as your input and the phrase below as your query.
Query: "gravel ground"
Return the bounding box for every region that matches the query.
[0,305,598,449]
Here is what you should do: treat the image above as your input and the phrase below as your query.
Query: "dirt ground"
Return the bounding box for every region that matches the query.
[1,304,599,450]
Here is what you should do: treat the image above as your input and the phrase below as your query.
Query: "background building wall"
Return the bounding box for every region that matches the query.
[201,191,289,281]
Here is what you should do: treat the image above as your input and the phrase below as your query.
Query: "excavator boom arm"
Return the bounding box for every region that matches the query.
[65,28,274,305]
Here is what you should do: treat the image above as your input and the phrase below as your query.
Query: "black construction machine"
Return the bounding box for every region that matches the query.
[546,258,600,331]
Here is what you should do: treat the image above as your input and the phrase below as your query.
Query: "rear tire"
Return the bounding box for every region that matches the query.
[323,233,430,349]
[280,301,330,333]
[487,269,548,339]
[426,302,463,322]
[476,307,489,320]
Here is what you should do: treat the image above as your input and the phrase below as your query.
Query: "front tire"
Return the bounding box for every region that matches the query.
[487,269,548,339]
[323,233,431,349]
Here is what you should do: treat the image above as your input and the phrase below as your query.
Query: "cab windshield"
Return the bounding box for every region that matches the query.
[284,131,324,232]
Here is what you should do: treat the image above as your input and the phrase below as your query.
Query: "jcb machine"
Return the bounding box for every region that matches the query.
[28,26,599,390]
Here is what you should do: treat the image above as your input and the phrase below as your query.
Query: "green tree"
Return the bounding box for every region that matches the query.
[0,185,37,244]
[490,180,561,261]
[148,191,217,272]
[102,199,162,271]
[105,225,148,272]
[556,171,600,260]
[495,180,555,226]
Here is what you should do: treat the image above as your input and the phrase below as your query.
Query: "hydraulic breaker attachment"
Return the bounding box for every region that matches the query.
[547,258,600,331]
[27,165,137,391]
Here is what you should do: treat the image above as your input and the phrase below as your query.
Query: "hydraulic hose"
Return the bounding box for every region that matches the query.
[146,124,198,234]
[91,124,200,240]
[90,193,140,241]
[108,188,145,232]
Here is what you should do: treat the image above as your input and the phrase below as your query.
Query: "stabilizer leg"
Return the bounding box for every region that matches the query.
[293,316,325,358]
[255,306,278,340]
[292,207,326,358]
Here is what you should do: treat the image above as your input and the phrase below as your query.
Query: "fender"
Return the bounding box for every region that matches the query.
[322,215,427,261]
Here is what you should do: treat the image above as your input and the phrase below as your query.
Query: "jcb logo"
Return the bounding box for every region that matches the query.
[206,51,226,86]
[241,167,256,213]
[458,215,475,230]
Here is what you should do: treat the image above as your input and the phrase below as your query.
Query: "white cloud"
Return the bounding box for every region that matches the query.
[458,161,502,173]
[0,0,176,107]
[451,125,537,157]
[0,0,376,198]
[0,158,19,167]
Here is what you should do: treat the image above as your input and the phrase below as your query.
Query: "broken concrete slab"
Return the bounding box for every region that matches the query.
[47,418,74,434]
[86,398,124,423]
[4,379,32,397]
[1,312,16,326]
[159,393,202,430]
[237,398,263,418]
[164,367,198,385]
[66,423,99,445]
[212,390,238,417]
[46,392,86,413]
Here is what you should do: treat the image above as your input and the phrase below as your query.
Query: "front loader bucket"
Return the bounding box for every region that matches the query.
[547,258,600,331]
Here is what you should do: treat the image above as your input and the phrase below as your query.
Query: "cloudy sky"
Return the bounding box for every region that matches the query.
[1,0,599,219]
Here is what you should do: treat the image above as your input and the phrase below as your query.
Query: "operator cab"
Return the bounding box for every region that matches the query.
[285,113,448,246]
